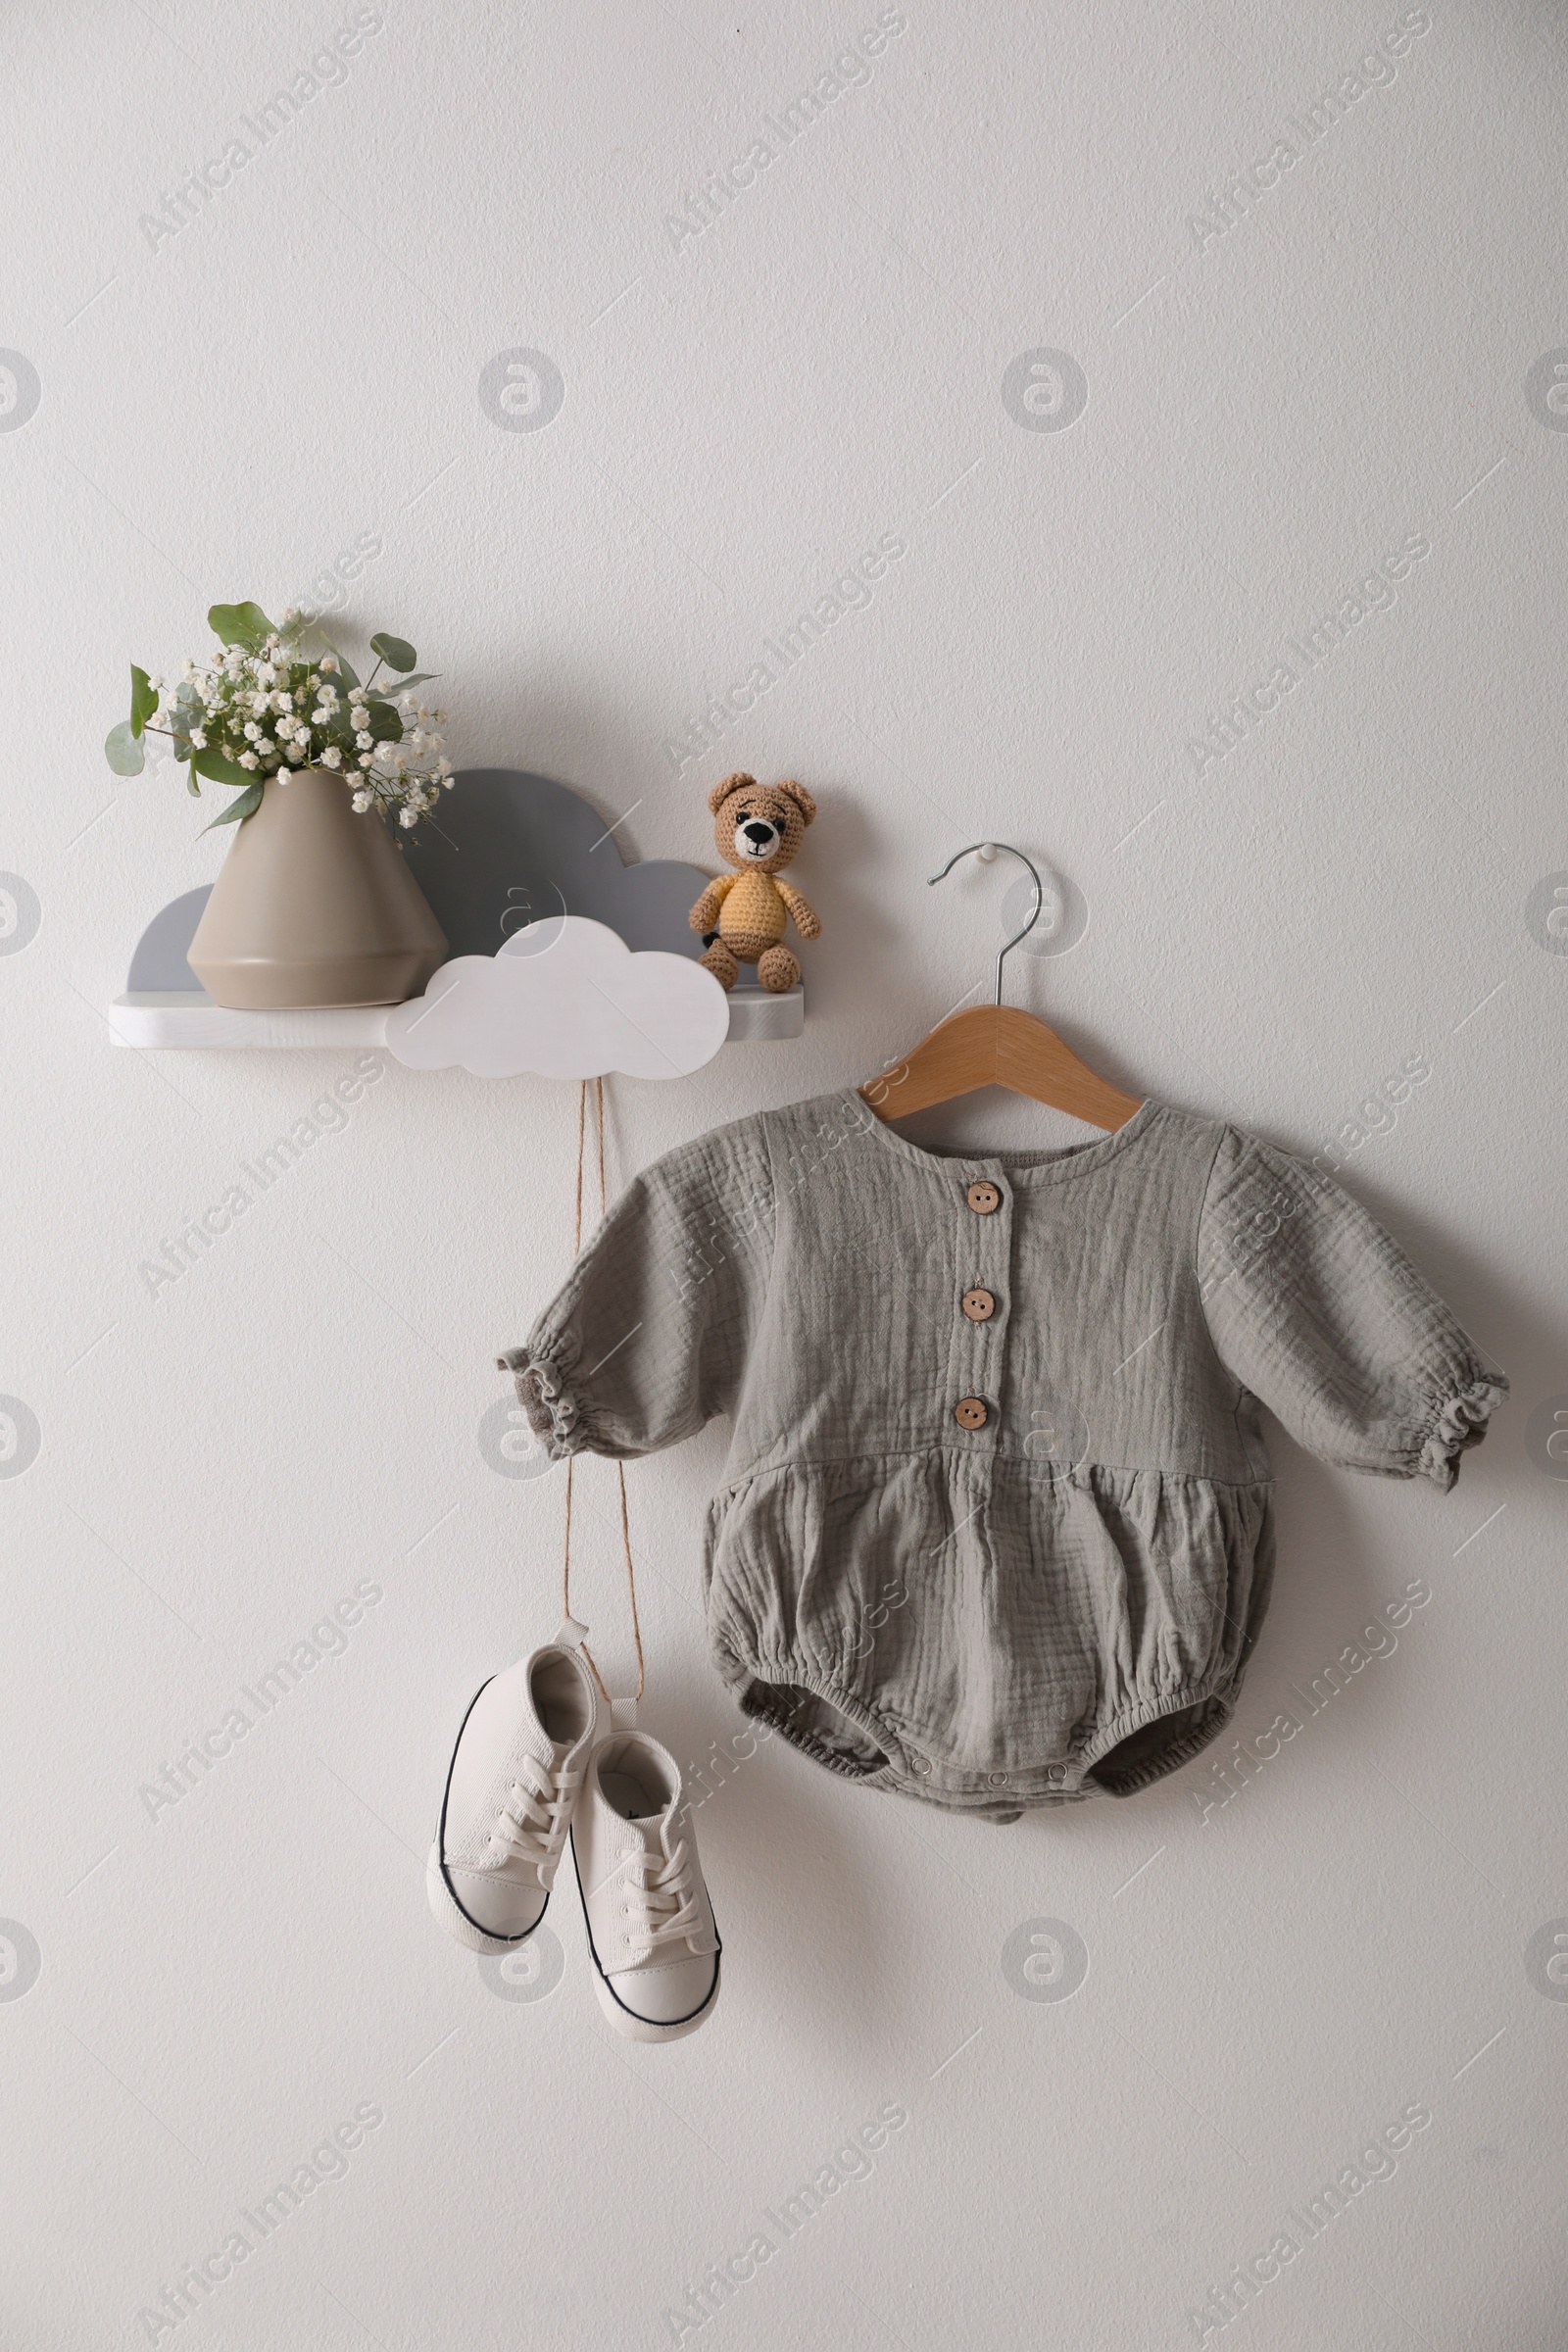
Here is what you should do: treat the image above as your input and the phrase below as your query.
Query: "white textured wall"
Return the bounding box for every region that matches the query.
[4,4,1566,2346]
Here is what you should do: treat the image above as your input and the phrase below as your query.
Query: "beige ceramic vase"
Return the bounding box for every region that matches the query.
[187,766,449,1008]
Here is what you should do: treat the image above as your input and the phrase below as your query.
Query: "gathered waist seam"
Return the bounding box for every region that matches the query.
[709,1447,1277,1502]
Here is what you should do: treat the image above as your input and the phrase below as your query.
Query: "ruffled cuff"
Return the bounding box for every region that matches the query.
[1416,1371,1508,1492]
[494,1344,584,1459]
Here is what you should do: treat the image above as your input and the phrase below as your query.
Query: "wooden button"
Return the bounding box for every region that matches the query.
[954,1396,989,1430]
[965,1181,1001,1214]
[961,1288,996,1322]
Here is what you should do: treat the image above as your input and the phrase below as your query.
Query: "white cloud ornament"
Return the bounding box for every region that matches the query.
[383,915,730,1080]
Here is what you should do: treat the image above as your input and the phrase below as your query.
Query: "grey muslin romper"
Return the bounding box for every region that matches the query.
[499,1091,1506,1816]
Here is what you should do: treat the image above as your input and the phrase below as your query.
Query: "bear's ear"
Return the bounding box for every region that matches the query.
[775,778,815,826]
[710,771,754,814]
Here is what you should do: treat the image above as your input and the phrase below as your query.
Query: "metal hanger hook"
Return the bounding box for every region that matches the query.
[928,842,1044,1006]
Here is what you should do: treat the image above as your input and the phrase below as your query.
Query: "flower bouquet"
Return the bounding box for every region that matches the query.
[105,600,454,1008]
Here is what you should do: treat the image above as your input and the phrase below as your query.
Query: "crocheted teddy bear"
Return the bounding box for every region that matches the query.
[689,773,820,993]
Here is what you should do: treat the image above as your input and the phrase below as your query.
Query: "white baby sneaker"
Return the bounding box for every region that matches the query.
[426,1640,599,1953]
[571,1733,721,2042]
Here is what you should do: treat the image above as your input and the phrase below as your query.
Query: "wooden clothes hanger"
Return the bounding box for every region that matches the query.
[859,843,1144,1130]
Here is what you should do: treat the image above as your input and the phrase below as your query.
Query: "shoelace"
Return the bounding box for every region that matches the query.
[621,1837,704,1955]
[484,1754,581,1884]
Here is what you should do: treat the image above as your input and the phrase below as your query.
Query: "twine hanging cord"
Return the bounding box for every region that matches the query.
[562,1077,645,1708]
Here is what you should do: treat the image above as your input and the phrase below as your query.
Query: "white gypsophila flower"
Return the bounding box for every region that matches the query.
[243,721,260,741]
[321,745,342,768]
[399,806,416,827]
[238,751,259,770]
[352,791,370,811]
[356,731,372,750]
[286,742,306,763]
[358,752,373,768]
[271,690,291,713]
[189,729,208,749]
[257,737,275,755]
[256,662,274,686]
[319,654,337,672]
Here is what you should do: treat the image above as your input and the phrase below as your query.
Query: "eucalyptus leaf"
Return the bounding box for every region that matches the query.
[369,631,416,671]
[168,683,199,755]
[193,743,256,789]
[129,663,159,736]
[364,699,403,744]
[105,720,145,776]
[186,759,202,797]
[208,601,275,651]
[201,781,264,832]
[319,641,361,690]
[383,670,440,692]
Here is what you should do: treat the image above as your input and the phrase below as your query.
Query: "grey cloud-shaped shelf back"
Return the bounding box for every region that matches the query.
[125,768,711,990]
[400,769,708,961]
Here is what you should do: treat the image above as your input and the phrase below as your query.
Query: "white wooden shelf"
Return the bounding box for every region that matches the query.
[108,983,804,1050]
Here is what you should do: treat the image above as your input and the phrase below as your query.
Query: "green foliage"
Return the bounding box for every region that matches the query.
[207,602,275,650]
[369,631,416,672]
[104,720,145,775]
[129,664,159,736]
[201,781,264,832]
[364,698,404,745]
[192,743,255,788]
[166,682,201,761]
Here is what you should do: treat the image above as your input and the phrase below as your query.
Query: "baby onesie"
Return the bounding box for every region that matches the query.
[498,1091,1505,1817]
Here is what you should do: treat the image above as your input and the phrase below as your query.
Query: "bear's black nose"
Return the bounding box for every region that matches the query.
[743,820,775,846]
